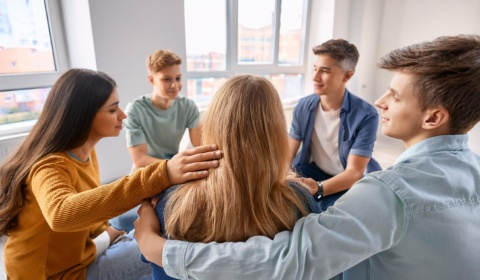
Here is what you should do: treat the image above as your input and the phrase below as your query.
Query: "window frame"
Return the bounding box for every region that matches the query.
[0,0,69,136]
[185,0,311,103]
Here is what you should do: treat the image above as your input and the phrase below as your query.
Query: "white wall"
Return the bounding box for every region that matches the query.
[58,0,480,182]
[374,0,480,101]
[61,0,188,182]
[373,0,480,153]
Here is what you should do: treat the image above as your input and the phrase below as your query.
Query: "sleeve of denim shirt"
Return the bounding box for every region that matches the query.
[349,110,379,158]
[162,176,408,280]
[288,102,303,141]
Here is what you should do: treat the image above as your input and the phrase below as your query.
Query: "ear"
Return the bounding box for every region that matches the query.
[422,107,450,130]
[148,74,154,85]
[343,71,354,82]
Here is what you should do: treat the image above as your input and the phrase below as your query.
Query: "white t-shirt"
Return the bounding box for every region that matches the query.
[310,104,344,175]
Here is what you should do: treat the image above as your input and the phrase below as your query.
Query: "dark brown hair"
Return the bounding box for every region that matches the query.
[312,39,359,71]
[0,69,116,235]
[378,34,480,133]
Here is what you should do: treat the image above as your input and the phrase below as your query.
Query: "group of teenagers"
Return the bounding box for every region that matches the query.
[1,34,479,280]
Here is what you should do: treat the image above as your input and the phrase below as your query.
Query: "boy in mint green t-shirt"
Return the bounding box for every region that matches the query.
[125,49,200,170]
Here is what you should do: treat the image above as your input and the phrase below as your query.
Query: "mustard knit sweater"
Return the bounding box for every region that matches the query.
[4,149,170,279]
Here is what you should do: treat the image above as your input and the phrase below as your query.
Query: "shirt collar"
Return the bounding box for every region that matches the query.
[312,88,351,112]
[394,134,469,164]
[340,88,351,113]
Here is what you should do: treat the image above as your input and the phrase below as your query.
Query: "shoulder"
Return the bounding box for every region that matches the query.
[29,153,75,179]
[298,94,319,105]
[175,96,197,107]
[126,95,151,112]
[173,97,199,113]
[361,166,414,205]
[295,94,319,111]
[288,180,321,213]
[345,91,377,116]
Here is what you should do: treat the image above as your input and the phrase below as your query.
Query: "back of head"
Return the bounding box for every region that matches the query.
[202,75,290,180]
[164,75,308,242]
[0,68,116,235]
[313,38,359,71]
[378,34,480,133]
[146,49,182,74]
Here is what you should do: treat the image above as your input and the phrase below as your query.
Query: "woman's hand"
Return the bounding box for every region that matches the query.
[105,226,126,245]
[134,199,166,266]
[167,144,222,185]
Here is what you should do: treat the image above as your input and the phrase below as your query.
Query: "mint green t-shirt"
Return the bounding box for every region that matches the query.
[124,95,199,159]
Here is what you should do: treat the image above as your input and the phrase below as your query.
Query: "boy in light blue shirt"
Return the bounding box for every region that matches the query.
[134,35,480,280]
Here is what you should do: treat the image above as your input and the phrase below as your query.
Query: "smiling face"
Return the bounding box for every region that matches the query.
[375,72,428,147]
[149,64,182,101]
[89,88,126,141]
[312,54,353,97]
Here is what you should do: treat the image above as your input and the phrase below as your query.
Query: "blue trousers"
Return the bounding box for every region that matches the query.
[86,230,152,279]
[294,162,347,211]
[109,205,140,232]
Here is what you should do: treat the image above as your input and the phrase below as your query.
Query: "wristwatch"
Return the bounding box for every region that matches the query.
[314,181,324,201]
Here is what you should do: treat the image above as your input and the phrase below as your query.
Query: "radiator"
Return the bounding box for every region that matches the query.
[0,133,27,164]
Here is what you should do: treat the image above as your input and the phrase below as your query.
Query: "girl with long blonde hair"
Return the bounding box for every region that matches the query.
[138,74,320,279]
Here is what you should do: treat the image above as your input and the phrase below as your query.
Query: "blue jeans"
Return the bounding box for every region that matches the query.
[86,230,152,279]
[109,205,140,232]
[294,162,347,211]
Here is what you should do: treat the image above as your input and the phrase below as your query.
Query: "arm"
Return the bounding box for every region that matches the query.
[288,137,301,165]
[32,145,221,231]
[134,200,166,266]
[93,226,127,257]
[321,154,370,195]
[161,176,407,279]
[188,125,202,147]
[128,143,162,169]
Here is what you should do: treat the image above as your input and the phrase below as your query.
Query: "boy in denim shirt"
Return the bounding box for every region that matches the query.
[289,39,381,210]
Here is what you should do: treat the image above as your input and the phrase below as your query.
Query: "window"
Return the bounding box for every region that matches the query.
[0,0,68,136]
[184,0,310,105]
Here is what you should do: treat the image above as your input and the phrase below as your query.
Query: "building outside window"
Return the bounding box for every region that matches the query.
[0,0,67,136]
[184,0,310,106]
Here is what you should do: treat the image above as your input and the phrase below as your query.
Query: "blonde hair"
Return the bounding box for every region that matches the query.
[146,49,181,74]
[164,75,309,242]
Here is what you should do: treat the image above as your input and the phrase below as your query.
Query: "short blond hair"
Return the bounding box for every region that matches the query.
[146,49,181,74]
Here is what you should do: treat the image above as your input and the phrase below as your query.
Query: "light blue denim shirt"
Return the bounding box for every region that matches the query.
[163,135,480,280]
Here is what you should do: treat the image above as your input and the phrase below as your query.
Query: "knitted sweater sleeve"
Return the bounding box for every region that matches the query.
[29,154,170,232]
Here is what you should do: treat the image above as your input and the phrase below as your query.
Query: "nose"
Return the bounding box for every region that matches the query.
[374,93,388,109]
[118,107,127,120]
[313,69,321,81]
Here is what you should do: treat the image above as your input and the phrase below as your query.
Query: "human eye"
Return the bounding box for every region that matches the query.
[388,89,400,101]
[175,77,181,82]
[162,78,172,83]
